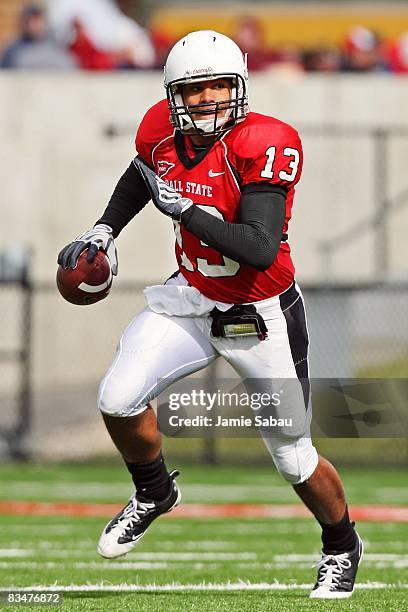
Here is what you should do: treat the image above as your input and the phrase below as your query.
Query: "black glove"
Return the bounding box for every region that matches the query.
[57,223,118,274]
[133,156,193,221]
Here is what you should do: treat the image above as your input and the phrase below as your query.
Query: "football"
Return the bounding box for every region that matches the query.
[56,250,112,305]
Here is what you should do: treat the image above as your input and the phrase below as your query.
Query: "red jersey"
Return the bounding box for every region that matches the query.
[136,99,303,303]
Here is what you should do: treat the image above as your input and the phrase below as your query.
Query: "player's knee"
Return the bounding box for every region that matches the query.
[271,437,318,484]
[97,376,148,418]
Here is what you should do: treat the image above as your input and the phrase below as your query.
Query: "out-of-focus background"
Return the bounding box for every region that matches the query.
[0,0,407,467]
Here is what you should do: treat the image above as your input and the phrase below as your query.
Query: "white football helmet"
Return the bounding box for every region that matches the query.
[164,30,249,136]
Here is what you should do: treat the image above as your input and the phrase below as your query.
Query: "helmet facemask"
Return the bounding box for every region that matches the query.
[167,73,248,137]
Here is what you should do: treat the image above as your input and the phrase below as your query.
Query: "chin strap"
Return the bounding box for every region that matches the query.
[181,112,232,135]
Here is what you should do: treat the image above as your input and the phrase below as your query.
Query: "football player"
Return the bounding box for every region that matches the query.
[58,30,363,598]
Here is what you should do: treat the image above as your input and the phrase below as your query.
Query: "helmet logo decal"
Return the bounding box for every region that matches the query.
[184,67,214,78]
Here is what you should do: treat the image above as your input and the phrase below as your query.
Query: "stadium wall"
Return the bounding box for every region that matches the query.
[1,73,408,284]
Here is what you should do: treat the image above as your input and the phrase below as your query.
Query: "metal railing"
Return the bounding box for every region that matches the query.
[297,125,408,281]
[0,249,32,459]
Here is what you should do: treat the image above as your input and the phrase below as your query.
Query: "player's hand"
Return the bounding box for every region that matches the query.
[57,224,118,275]
[133,156,193,221]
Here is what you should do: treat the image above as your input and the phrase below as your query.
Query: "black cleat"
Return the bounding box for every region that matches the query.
[310,532,364,599]
[97,469,181,558]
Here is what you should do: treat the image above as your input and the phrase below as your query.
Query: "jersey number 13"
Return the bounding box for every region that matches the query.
[260,146,300,181]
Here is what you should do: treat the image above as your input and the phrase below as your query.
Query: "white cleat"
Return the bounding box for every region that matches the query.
[97,469,181,559]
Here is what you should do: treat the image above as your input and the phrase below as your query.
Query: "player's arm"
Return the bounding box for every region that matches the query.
[95,161,151,237]
[57,161,150,271]
[181,184,286,271]
[182,126,303,269]
[134,156,286,271]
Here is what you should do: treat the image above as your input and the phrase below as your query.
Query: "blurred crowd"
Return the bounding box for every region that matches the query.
[234,18,407,74]
[1,3,408,74]
[0,1,155,70]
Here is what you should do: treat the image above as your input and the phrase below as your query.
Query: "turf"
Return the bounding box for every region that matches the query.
[0,463,406,611]
[0,463,407,505]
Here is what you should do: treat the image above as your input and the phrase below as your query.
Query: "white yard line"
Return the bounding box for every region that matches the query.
[375,488,408,503]
[4,540,237,551]
[1,482,292,502]
[0,562,174,570]
[0,550,256,561]
[0,543,408,567]
[0,550,32,558]
[1,559,408,570]
[0,582,407,592]
[4,526,77,535]
[272,553,408,562]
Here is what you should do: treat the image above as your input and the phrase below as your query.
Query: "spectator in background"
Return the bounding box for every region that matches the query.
[1,3,76,70]
[341,26,388,72]
[69,18,116,70]
[150,28,175,69]
[387,33,408,74]
[268,45,304,76]
[303,46,341,73]
[48,0,155,69]
[234,16,279,71]
[69,17,148,70]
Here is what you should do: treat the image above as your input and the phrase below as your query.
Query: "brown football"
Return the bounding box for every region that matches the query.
[56,250,112,305]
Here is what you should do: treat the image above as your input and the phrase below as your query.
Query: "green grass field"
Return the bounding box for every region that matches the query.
[0,463,407,611]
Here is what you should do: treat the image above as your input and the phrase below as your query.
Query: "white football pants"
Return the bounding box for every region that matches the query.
[98,276,318,484]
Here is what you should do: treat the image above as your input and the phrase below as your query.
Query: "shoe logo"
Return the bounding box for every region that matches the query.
[208,169,225,178]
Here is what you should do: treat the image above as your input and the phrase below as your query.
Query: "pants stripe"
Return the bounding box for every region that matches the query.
[279,283,310,409]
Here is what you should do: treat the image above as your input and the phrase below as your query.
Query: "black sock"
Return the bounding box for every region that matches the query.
[125,452,171,502]
[319,506,358,553]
